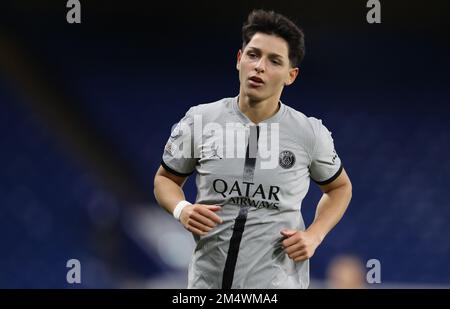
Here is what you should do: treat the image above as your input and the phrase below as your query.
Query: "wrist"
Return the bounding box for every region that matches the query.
[306,224,326,244]
[173,200,192,221]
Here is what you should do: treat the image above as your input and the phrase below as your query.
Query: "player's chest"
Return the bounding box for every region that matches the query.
[197,133,310,180]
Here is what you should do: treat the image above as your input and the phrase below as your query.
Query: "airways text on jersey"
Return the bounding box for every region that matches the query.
[213,178,280,210]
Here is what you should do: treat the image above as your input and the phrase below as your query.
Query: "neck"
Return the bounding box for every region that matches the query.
[238,92,281,124]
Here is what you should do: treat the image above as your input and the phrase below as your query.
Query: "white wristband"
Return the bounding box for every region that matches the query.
[173,200,192,221]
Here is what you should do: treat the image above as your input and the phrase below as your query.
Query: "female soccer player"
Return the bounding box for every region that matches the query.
[154,9,352,289]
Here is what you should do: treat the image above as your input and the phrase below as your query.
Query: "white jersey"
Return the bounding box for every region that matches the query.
[161,96,342,288]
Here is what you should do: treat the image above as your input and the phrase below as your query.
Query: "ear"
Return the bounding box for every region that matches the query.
[236,49,242,71]
[285,67,299,86]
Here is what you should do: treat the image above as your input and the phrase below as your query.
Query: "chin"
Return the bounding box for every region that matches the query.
[244,88,266,101]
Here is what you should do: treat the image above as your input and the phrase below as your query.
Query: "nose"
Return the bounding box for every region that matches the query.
[255,58,265,73]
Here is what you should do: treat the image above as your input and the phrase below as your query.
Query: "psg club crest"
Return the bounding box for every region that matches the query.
[279,150,296,169]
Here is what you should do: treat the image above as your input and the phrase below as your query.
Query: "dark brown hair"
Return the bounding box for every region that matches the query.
[242,9,305,67]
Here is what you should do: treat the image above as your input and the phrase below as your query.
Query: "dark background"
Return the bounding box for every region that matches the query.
[1,0,449,287]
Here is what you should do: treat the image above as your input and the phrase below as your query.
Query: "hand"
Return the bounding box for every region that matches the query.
[180,204,223,236]
[280,229,322,262]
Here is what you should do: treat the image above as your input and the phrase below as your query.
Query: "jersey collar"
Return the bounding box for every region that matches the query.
[232,95,286,125]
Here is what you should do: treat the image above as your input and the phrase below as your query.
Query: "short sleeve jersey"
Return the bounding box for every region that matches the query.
[161,96,343,288]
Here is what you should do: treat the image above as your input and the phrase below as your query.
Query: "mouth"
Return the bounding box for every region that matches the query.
[248,76,265,87]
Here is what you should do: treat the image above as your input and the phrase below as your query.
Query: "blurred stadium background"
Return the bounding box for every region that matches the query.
[1,0,449,288]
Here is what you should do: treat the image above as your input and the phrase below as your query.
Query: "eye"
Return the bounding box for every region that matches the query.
[247,52,257,58]
[271,59,281,65]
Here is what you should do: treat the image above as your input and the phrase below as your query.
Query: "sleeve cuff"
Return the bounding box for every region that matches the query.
[312,164,343,185]
[161,160,194,177]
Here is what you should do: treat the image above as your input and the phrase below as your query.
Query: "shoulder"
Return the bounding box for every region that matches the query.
[283,104,316,136]
[188,97,234,117]
[284,104,331,135]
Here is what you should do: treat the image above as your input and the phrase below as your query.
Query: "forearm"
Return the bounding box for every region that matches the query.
[153,175,186,215]
[154,174,222,236]
[306,184,352,242]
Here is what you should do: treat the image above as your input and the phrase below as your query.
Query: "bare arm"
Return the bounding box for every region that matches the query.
[307,168,352,241]
[282,168,352,262]
[153,165,189,215]
[153,165,223,236]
